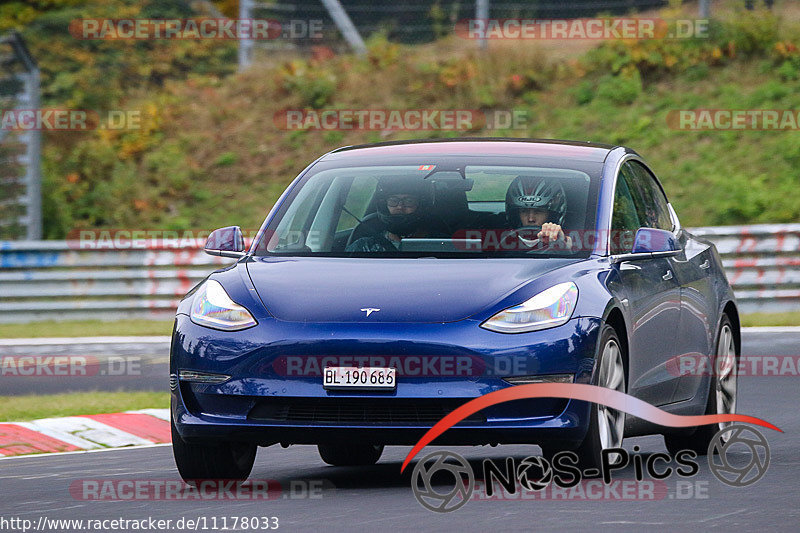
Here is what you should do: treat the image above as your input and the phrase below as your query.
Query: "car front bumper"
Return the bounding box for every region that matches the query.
[170,314,603,448]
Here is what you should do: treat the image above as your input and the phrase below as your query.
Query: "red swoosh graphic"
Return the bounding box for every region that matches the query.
[400,383,781,473]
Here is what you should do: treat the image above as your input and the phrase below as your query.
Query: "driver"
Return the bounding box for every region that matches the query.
[346,177,433,252]
[505,176,572,249]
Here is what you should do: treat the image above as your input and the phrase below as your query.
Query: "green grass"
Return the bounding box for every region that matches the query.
[0,319,173,338]
[0,391,169,422]
[741,311,800,327]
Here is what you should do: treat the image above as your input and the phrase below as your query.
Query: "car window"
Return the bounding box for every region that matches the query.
[465,166,592,231]
[335,176,378,232]
[611,165,641,254]
[256,162,599,258]
[253,171,340,253]
[626,161,673,232]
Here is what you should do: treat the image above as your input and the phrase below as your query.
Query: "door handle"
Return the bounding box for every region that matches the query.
[699,259,710,269]
[662,270,673,281]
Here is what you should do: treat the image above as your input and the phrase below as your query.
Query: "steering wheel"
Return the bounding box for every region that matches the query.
[509,227,571,252]
[508,226,544,251]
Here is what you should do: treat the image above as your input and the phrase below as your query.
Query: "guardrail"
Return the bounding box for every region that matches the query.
[0,240,226,323]
[0,224,798,323]
[690,223,800,314]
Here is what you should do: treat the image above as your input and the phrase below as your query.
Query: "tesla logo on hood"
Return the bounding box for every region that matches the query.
[360,308,380,317]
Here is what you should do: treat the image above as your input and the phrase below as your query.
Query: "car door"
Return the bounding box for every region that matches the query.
[627,161,716,402]
[608,162,682,406]
[670,232,717,401]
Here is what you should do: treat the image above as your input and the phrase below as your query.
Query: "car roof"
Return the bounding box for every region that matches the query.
[322,138,620,163]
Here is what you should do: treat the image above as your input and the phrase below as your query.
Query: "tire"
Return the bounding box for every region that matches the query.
[543,324,626,471]
[171,417,257,482]
[318,443,384,466]
[664,315,738,456]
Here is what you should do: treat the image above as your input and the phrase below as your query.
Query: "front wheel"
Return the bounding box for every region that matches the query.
[544,324,626,470]
[172,417,257,481]
[664,315,738,455]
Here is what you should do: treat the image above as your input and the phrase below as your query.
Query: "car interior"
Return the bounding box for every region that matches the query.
[263,169,592,255]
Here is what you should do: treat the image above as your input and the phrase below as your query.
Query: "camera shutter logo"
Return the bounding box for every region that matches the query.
[411,450,474,513]
[708,424,770,487]
[516,456,554,491]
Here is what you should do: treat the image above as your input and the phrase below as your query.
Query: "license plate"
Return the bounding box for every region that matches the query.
[323,366,396,390]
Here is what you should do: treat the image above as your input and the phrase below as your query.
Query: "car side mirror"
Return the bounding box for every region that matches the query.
[204,226,245,258]
[632,227,679,254]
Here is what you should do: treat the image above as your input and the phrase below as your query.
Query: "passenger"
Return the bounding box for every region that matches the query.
[346,177,435,252]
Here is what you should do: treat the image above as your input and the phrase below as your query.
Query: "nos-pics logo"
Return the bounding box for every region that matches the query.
[411,424,770,513]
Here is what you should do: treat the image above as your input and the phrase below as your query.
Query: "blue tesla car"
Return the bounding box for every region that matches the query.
[170,139,739,480]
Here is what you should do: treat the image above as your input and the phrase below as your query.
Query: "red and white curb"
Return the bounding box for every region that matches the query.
[0,408,170,458]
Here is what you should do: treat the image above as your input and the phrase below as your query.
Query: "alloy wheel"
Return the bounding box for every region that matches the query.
[597,338,626,456]
[715,323,738,434]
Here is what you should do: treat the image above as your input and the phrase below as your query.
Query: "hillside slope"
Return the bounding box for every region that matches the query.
[11,3,799,237]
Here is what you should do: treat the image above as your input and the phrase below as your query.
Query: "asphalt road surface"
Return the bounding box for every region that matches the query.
[0,337,168,394]
[0,330,798,532]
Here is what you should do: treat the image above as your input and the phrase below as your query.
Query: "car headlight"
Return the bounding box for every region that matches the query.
[190,279,257,331]
[480,282,578,334]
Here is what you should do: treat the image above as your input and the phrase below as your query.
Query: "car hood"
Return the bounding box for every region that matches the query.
[245,257,579,323]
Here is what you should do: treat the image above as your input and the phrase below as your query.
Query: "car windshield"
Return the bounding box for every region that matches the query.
[253,159,601,258]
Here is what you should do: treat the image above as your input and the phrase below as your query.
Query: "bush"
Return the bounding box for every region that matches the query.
[596,71,643,105]
[773,41,800,81]
[714,9,780,56]
[277,60,338,109]
[571,80,595,105]
[776,60,799,81]
[581,15,783,82]
[214,152,237,167]
[16,1,236,111]
[684,63,710,82]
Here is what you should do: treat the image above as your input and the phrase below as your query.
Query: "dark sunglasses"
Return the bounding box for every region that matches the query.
[386,196,420,208]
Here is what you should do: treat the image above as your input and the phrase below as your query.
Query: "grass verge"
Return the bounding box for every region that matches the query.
[0,391,170,422]
[0,319,174,338]
[740,311,800,327]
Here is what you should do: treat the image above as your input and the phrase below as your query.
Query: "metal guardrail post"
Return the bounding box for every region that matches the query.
[699,0,710,18]
[476,0,489,51]
[0,32,41,241]
[319,0,366,55]
[238,0,254,70]
[24,67,42,240]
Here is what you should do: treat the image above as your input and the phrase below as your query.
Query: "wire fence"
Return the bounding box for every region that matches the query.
[240,0,670,66]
